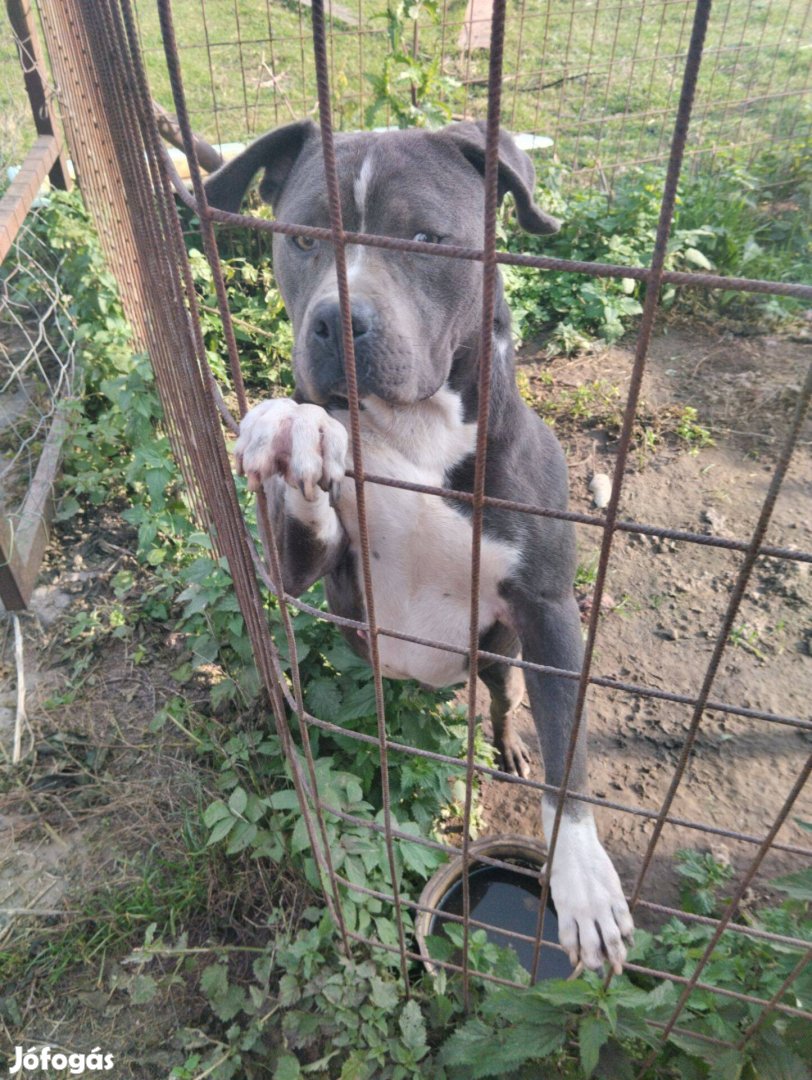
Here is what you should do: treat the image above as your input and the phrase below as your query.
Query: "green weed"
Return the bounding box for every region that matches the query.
[5,170,810,1080]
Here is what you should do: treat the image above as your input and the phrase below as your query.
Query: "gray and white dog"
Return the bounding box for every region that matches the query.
[205,120,634,973]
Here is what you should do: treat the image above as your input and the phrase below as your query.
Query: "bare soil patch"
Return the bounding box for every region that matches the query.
[478,322,812,919]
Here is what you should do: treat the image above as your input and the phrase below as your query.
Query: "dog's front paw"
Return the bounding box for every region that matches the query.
[234,399,348,501]
[544,806,634,974]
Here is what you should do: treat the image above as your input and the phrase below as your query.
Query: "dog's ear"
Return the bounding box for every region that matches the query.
[204,119,318,213]
[441,121,561,235]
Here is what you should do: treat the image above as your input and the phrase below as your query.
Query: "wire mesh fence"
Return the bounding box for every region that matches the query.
[25,0,812,1068]
[128,0,811,186]
[1,2,75,612]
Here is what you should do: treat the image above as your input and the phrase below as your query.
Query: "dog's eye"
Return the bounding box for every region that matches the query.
[291,234,317,251]
[413,231,443,245]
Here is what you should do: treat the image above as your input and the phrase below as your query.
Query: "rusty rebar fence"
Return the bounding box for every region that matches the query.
[32,0,811,1068]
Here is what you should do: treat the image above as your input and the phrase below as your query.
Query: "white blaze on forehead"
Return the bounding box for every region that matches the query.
[349,153,375,281]
[353,153,375,229]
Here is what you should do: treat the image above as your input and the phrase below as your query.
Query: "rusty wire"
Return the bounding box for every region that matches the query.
[34,0,811,1063]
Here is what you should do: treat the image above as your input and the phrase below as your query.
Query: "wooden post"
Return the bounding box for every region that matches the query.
[6,0,72,191]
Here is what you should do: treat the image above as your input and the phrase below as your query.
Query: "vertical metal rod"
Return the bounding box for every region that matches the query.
[154,0,351,948]
[309,0,412,990]
[530,0,713,980]
[6,0,72,190]
[460,0,508,1009]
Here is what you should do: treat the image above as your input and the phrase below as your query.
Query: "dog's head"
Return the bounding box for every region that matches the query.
[205,120,560,405]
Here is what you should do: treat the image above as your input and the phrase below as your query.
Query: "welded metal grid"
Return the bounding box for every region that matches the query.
[35,0,811,1066]
[129,0,811,184]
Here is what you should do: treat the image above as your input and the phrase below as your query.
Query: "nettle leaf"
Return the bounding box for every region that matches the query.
[771,867,812,902]
[751,1042,811,1080]
[370,976,399,1011]
[200,962,248,1022]
[579,1016,611,1078]
[398,999,428,1055]
[707,1049,744,1080]
[532,976,597,1008]
[273,1054,301,1080]
[306,678,343,722]
[439,1018,505,1073]
[128,973,159,1004]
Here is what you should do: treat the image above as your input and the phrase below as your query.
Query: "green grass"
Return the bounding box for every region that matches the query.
[128,0,810,175]
[3,1,807,183]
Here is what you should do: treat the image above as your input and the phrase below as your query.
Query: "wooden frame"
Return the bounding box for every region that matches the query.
[1,0,72,610]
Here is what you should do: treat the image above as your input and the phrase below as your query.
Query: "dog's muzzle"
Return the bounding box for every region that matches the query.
[305,297,378,401]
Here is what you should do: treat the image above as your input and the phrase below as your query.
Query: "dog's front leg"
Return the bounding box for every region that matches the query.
[234,399,349,596]
[513,592,634,973]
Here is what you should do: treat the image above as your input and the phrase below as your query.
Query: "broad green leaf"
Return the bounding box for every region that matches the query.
[228,787,248,817]
[771,868,812,901]
[399,999,428,1055]
[579,1016,611,1078]
[203,800,231,827]
[751,1043,811,1080]
[269,789,302,811]
[129,973,158,1004]
[273,1053,301,1080]
[207,815,236,845]
[707,1050,744,1080]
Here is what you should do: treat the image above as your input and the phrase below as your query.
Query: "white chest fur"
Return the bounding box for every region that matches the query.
[333,388,519,688]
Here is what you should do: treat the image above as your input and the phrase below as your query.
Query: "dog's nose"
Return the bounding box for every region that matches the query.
[307,298,377,399]
[311,299,374,346]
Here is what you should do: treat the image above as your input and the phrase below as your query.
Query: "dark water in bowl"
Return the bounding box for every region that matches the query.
[430,864,573,980]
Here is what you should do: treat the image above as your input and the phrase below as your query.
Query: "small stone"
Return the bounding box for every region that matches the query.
[589,473,612,509]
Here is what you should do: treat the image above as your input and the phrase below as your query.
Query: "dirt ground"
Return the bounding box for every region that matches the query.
[1,320,810,1068]
[476,322,812,920]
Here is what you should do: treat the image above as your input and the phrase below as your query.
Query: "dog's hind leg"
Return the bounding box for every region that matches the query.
[479,659,532,779]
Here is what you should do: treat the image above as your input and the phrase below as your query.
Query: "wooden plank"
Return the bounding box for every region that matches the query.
[0,135,59,264]
[458,0,492,52]
[0,402,70,610]
[6,0,71,191]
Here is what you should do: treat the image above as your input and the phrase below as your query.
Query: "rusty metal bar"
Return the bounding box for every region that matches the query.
[155,0,350,949]
[46,0,811,1066]
[197,201,812,302]
[629,356,812,909]
[6,0,71,190]
[531,0,714,979]
[460,0,508,1007]
[309,0,413,990]
[330,870,812,1022]
[635,753,812,1075]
